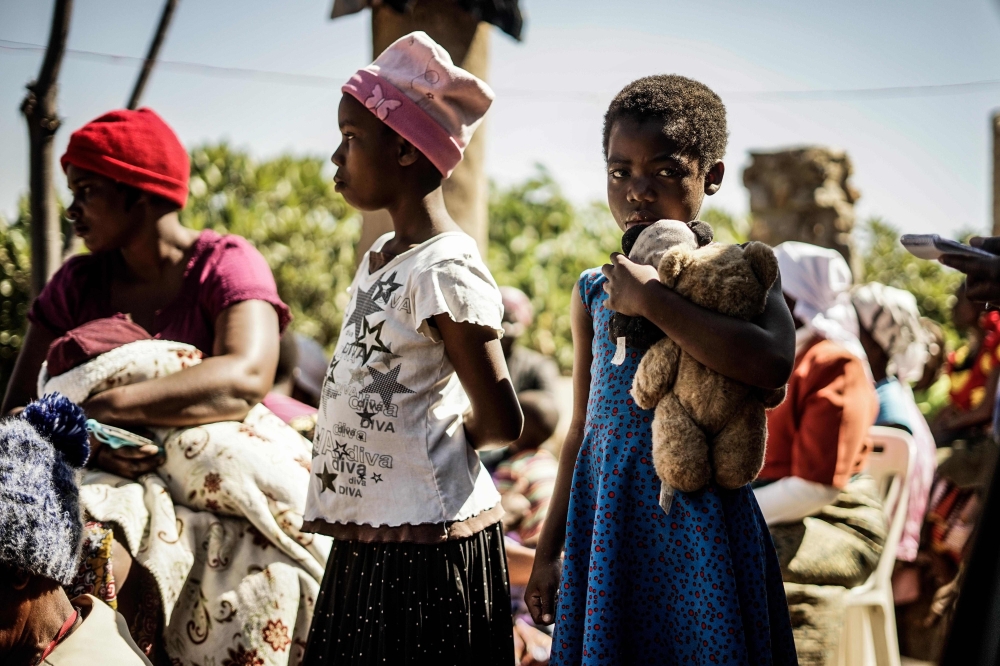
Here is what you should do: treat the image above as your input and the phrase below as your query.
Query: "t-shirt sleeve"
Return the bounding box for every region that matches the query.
[26,255,91,336]
[791,354,878,488]
[412,257,503,342]
[199,236,292,333]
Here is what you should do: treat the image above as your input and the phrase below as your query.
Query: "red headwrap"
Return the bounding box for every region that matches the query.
[60,108,189,209]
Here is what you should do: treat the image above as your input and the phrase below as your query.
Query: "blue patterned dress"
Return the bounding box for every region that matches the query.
[550,269,797,665]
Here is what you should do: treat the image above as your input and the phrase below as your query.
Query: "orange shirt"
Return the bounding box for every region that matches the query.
[760,338,879,489]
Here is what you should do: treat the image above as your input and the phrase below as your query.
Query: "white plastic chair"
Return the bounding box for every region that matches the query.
[837,426,915,666]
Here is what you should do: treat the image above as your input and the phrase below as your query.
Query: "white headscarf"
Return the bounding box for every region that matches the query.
[774,241,871,378]
[852,282,930,384]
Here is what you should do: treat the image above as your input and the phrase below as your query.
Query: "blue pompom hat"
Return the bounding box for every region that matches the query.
[0,393,89,585]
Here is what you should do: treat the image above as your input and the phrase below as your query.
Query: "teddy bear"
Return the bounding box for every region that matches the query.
[608,220,715,350]
[620,225,785,508]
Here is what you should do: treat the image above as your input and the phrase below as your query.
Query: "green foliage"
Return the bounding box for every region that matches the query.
[857,216,969,417]
[0,201,32,394]
[700,208,749,245]
[857,217,964,337]
[180,144,360,349]
[487,167,621,372]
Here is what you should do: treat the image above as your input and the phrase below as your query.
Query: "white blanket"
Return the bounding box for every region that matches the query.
[43,340,331,666]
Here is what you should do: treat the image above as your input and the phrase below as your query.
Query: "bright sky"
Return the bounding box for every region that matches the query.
[3,0,1000,237]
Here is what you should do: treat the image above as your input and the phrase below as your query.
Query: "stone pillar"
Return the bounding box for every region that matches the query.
[743,147,860,267]
[357,0,491,259]
[992,112,1000,236]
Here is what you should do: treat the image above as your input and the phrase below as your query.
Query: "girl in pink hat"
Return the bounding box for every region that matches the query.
[301,32,522,665]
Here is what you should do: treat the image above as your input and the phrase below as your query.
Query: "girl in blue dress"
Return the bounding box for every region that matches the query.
[526,75,800,664]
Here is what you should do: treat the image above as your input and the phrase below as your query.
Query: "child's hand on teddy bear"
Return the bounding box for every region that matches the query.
[601,252,660,317]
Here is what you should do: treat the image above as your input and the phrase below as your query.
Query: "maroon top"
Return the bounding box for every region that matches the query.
[29,230,291,356]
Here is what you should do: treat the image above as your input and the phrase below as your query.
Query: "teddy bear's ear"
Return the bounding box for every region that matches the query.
[658,246,694,287]
[743,242,779,290]
[621,224,646,256]
[689,221,714,247]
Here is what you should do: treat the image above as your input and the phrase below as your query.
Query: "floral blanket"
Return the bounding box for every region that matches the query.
[41,340,331,666]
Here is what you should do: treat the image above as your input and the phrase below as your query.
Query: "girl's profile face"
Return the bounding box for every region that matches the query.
[331,94,401,211]
[605,117,724,233]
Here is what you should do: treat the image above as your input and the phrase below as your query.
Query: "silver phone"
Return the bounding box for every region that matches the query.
[900,234,994,260]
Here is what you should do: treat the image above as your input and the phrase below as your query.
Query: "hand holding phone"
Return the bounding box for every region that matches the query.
[85,419,164,479]
[86,419,157,449]
[900,234,995,261]
[928,234,1000,304]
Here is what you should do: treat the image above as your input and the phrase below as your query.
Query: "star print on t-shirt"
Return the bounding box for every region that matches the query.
[322,359,343,402]
[362,364,415,407]
[356,407,376,429]
[304,231,504,531]
[370,345,401,368]
[316,465,338,492]
[348,366,369,386]
[351,318,392,364]
[372,271,403,304]
[343,284,383,338]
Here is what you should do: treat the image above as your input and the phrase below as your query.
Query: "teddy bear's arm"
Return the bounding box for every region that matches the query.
[632,337,681,410]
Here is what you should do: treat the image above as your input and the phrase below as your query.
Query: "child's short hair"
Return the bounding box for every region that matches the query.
[603,75,728,173]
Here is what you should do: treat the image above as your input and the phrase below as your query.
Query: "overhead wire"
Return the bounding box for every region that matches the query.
[3,37,1000,103]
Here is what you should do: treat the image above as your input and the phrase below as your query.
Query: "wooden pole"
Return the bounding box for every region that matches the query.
[21,0,73,296]
[992,111,1000,236]
[357,0,491,261]
[127,0,179,110]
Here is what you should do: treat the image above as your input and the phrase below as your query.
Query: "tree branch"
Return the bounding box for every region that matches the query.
[21,0,73,296]
[127,0,179,110]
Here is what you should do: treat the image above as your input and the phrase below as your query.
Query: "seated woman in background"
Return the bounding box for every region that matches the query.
[852,282,936,569]
[499,287,560,397]
[0,108,294,663]
[932,282,999,445]
[754,242,879,538]
[896,283,1000,661]
[753,242,882,663]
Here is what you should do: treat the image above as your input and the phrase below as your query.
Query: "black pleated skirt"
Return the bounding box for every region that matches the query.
[303,521,513,665]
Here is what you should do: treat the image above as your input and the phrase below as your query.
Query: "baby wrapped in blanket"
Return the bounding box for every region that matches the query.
[42,315,331,666]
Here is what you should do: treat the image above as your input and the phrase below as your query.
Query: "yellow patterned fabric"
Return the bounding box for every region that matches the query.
[65,522,117,610]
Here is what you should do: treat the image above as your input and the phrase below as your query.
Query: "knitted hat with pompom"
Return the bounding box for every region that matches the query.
[0,394,89,584]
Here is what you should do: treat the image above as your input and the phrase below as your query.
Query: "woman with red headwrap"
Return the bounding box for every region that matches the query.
[2,108,289,480]
[1,109,292,662]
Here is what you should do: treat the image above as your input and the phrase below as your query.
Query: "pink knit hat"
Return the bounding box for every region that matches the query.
[342,31,494,178]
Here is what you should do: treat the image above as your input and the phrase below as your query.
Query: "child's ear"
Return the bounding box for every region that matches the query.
[704,161,725,196]
[398,138,421,167]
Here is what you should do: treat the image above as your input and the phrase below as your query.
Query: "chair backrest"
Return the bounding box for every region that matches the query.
[863,426,916,590]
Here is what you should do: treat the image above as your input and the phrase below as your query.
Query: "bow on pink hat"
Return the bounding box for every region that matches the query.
[342,31,495,177]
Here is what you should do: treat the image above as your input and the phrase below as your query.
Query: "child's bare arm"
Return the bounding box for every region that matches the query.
[434,314,523,447]
[526,287,592,625]
[602,252,795,390]
[1,322,56,415]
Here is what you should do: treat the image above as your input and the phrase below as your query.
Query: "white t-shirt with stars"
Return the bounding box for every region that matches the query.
[303,231,504,531]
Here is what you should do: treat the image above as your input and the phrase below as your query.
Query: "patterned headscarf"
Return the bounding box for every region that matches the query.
[852,282,930,384]
[774,241,871,378]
